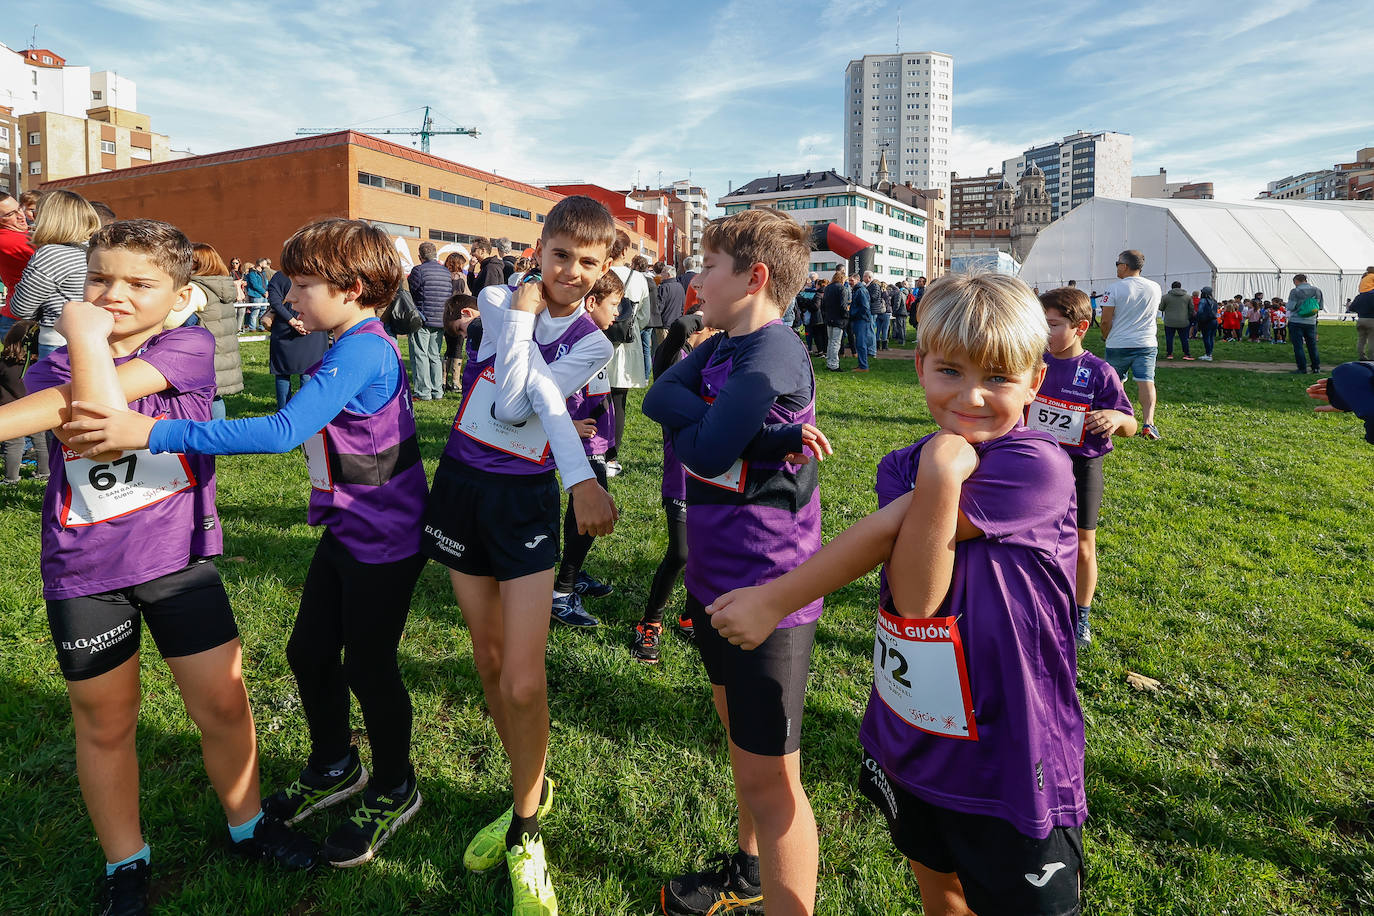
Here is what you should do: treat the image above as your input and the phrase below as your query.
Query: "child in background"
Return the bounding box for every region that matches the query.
[550,268,624,628]
[1221,301,1243,341]
[631,309,714,663]
[1037,287,1137,646]
[644,208,832,916]
[1271,299,1288,343]
[707,272,1085,916]
[0,219,318,916]
[0,319,47,483]
[65,219,431,869]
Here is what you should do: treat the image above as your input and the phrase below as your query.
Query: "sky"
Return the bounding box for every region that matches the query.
[18,0,1374,211]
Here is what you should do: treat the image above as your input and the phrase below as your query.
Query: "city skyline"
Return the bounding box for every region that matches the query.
[14,0,1374,210]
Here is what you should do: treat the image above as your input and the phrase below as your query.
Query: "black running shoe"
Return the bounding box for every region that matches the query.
[230,813,321,871]
[322,779,423,868]
[631,621,663,663]
[661,852,763,915]
[263,749,368,825]
[98,859,149,916]
[573,570,614,599]
[675,612,695,640]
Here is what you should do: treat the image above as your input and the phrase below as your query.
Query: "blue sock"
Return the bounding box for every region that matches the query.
[106,844,150,876]
[228,809,264,844]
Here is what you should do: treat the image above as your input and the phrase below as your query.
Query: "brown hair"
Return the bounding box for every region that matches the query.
[630,255,651,273]
[18,190,42,209]
[88,219,194,287]
[443,251,467,273]
[2,319,37,363]
[1039,286,1092,325]
[586,268,624,306]
[701,208,810,309]
[280,218,403,309]
[191,242,229,277]
[543,195,617,253]
[444,292,477,325]
[610,229,631,262]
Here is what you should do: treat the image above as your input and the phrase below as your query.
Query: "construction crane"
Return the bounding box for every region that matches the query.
[296,106,478,153]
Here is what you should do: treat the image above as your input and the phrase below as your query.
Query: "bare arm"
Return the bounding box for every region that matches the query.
[0,357,172,445]
[1099,305,1115,341]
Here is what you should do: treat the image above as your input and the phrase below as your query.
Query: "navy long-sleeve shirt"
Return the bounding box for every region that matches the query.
[150,319,400,455]
[642,322,810,478]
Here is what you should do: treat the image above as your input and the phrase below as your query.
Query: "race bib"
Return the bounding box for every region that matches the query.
[873,608,978,741]
[62,447,198,528]
[456,366,551,463]
[1026,394,1087,446]
[302,430,332,491]
[586,368,611,397]
[686,457,746,493]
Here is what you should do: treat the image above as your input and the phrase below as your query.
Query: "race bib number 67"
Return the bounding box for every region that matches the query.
[873,607,978,741]
[62,447,198,527]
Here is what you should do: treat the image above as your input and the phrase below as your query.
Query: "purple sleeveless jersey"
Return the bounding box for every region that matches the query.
[444,310,602,475]
[659,348,688,502]
[684,339,823,628]
[25,326,221,600]
[567,374,613,457]
[305,321,428,562]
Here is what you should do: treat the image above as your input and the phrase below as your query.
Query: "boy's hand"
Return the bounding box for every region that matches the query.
[1085,409,1124,436]
[55,302,114,342]
[785,422,833,465]
[573,417,597,439]
[570,478,617,535]
[1306,377,1340,412]
[706,586,784,650]
[288,317,308,335]
[923,429,979,481]
[512,280,547,315]
[63,401,156,458]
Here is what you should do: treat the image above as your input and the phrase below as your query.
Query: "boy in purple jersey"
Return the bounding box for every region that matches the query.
[0,220,317,916]
[1038,287,1136,647]
[66,220,430,869]
[644,209,833,916]
[549,268,624,628]
[710,273,1086,916]
[419,196,618,915]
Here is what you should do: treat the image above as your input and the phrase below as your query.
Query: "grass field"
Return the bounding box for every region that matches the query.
[1,324,1371,915]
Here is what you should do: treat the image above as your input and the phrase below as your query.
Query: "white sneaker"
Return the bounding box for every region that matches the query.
[1199,354,1213,361]
[605,460,622,478]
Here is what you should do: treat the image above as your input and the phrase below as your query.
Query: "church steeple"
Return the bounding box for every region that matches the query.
[875,149,892,190]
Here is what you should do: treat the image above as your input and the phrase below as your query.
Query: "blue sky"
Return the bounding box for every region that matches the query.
[22,0,1374,210]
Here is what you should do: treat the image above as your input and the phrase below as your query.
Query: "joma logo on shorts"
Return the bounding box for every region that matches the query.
[425,525,465,556]
[62,620,134,654]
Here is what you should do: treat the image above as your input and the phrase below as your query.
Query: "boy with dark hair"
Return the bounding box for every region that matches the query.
[0,218,318,916]
[420,195,618,914]
[1038,286,1136,646]
[644,207,832,916]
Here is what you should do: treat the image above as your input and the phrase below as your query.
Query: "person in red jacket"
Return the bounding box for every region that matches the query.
[0,192,36,338]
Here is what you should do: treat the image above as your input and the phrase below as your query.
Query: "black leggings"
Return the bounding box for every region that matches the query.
[643,498,688,625]
[287,531,426,790]
[606,388,630,461]
[555,457,608,593]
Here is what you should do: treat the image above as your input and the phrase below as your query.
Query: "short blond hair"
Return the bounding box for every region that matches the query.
[917,272,1048,375]
[701,208,809,310]
[31,189,101,247]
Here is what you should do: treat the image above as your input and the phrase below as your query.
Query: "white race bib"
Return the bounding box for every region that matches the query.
[685,457,747,493]
[586,368,611,397]
[873,608,978,741]
[456,366,551,463]
[303,430,332,491]
[62,447,198,528]
[1026,394,1087,446]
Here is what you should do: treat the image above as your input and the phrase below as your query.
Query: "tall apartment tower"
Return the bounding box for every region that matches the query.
[844,51,953,196]
[1002,130,1132,222]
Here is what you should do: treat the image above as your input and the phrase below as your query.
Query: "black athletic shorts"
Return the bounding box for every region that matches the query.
[421,456,561,581]
[686,593,816,757]
[1070,454,1104,531]
[859,752,1083,916]
[47,558,239,682]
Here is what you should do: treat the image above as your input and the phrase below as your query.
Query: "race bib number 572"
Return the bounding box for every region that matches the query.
[873,607,978,741]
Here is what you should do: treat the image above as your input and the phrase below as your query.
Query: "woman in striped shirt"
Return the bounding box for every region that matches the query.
[9,190,100,358]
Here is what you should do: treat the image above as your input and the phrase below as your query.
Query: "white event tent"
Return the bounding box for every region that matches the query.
[1018,198,1374,309]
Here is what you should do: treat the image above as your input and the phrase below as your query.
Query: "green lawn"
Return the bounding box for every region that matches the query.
[1,329,1371,915]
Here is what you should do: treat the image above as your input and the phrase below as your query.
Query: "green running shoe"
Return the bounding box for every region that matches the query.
[262,749,368,826]
[463,777,555,872]
[322,779,422,868]
[508,832,558,916]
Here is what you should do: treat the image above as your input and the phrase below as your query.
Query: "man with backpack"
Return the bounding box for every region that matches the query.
[1286,273,1323,374]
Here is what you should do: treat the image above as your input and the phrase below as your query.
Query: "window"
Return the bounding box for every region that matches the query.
[863,221,882,233]
[0,126,8,141]
[430,228,478,244]
[29,161,41,175]
[357,171,419,196]
[429,187,483,209]
[368,219,419,238]
[42,55,52,64]
[775,197,818,210]
[92,90,102,100]
[723,203,749,215]
[490,202,532,220]
[100,140,116,154]
[536,213,545,223]
[28,132,40,146]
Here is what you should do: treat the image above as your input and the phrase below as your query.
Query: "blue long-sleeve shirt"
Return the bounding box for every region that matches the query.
[642,323,810,478]
[849,283,871,320]
[149,319,400,455]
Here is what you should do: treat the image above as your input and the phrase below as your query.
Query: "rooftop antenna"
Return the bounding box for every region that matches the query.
[896,8,902,53]
[28,24,38,51]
